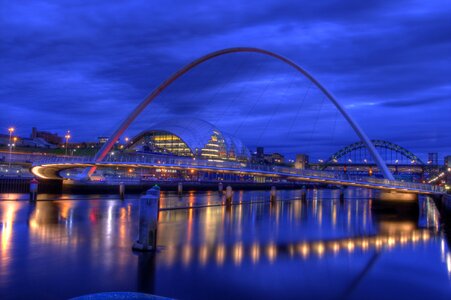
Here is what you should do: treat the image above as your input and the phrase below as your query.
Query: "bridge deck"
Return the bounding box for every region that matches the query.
[31,154,445,195]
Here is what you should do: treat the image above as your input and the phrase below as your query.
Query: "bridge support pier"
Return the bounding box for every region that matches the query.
[178,182,183,196]
[301,186,307,202]
[270,186,277,203]
[132,185,160,252]
[119,182,125,200]
[339,188,345,204]
[225,186,233,205]
[30,178,38,202]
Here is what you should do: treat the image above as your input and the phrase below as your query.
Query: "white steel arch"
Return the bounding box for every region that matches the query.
[87,47,395,180]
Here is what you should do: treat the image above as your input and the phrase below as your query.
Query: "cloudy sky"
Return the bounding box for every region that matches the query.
[1,0,450,161]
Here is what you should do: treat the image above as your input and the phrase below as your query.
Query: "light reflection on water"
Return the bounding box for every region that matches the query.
[0,189,450,300]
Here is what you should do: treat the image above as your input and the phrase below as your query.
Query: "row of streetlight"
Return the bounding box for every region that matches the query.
[65,130,71,156]
[5,127,132,164]
[4,127,72,165]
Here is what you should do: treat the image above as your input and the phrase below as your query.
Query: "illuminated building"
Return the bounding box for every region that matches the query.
[445,155,451,168]
[270,153,285,164]
[251,146,286,165]
[445,155,451,186]
[98,136,109,144]
[127,119,250,162]
[295,154,309,169]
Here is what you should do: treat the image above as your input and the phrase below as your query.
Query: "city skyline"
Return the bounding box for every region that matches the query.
[1,0,450,160]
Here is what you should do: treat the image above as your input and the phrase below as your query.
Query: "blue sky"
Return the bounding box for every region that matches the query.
[1,0,450,160]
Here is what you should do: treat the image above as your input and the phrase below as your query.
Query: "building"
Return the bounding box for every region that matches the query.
[445,155,451,186]
[98,136,109,144]
[31,127,62,145]
[0,133,56,149]
[445,155,451,168]
[256,147,264,159]
[251,147,285,165]
[428,152,438,165]
[295,154,309,169]
[269,152,285,164]
[127,119,250,162]
[0,134,10,147]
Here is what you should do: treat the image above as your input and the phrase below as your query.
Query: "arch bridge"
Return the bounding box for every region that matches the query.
[30,47,443,196]
[326,140,424,166]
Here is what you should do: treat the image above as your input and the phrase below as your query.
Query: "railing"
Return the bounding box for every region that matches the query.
[32,153,444,193]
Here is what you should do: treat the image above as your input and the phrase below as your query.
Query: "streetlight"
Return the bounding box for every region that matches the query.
[8,127,14,168]
[65,130,71,156]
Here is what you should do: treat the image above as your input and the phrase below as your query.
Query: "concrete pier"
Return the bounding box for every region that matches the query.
[339,188,345,203]
[225,185,233,205]
[119,182,125,200]
[301,186,307,201]
[132,185,160,252]
[270,186,277,203]
[178,182,183,196]
[29,178,38,202]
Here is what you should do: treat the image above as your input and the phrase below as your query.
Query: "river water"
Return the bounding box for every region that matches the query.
[0,189,450,299]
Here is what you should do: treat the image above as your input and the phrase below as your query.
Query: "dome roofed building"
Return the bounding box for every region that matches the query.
[127,118,250,162]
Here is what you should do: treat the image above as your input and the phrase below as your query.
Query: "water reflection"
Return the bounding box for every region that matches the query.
[0,189,450,299]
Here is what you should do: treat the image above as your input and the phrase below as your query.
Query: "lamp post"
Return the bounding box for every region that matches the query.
[123,137,129,152]
[8,127,14,169]
[65,130,71,156]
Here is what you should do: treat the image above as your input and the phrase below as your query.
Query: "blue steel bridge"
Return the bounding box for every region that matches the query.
[29,47,445,196]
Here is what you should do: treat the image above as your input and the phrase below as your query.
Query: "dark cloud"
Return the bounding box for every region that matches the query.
[0,0,450,161]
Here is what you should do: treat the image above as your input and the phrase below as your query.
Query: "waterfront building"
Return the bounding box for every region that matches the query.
[295,154,309,169]
[445,155,451,186]
[428,152,438,165]
[270,152,285,164]
[127,119,250,162]
[445,155,451,168]
[251,147,286,165]
[0,133,56,149]
[31,127,63,145]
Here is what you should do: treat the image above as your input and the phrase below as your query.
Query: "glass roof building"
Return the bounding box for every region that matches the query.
[127,119,250,162]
